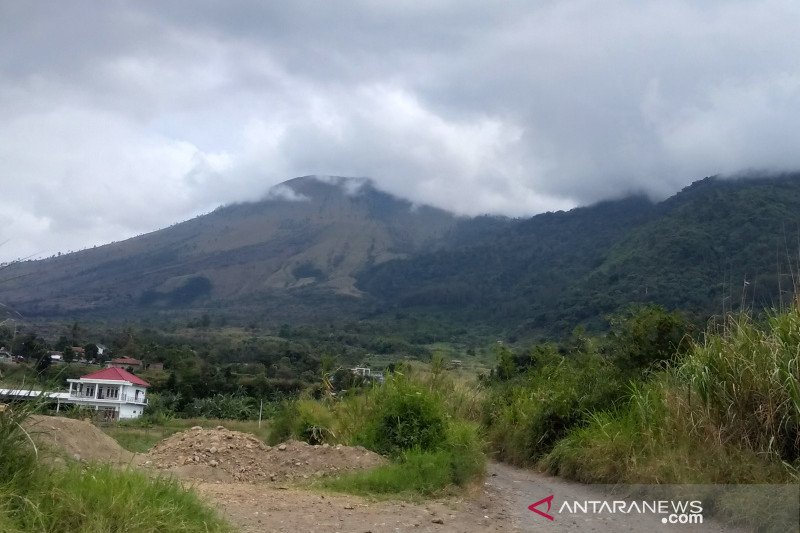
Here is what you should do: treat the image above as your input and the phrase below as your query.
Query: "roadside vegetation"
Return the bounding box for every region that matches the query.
[0,402,231,532]
[269,367,485,498]
[483,304,799,531]
[542,310,799,484]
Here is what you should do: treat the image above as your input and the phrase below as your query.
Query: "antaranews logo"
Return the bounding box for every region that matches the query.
[528,495,703,525]
[528,495,555,521]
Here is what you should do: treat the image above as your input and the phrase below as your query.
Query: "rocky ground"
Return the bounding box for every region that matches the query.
[141,426,386,483]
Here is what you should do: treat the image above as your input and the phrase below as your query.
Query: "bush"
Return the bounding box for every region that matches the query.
[323,421,485,498]
[268,399,336,445]
[275,373,486,497]
[605,304,692,372]
[355,377,447,456]
[483,354,626,464]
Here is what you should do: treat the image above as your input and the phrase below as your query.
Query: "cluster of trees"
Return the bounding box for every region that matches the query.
[359,174,800,338]
[1,318,428,419]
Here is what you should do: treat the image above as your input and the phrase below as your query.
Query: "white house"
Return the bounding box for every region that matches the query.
[66,367,150,420]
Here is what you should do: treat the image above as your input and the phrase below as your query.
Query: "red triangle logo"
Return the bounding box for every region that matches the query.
[528,494,555,521]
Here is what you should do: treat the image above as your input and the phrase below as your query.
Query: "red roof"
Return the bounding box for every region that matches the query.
[80,367,150,388]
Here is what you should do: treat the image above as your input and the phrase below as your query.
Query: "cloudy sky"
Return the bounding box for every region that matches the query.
[1,1,799,261]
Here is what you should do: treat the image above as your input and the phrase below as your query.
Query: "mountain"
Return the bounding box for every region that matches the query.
[4,172,800,336]
[0,176,463,319]
[359,173,800,336]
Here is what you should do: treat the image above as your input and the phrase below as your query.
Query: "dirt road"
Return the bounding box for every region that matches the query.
[486,462,738,532]
[198,461,742,533]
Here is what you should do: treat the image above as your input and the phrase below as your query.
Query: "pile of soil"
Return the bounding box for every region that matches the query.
[142,426,386,483]
[24,415,135,464]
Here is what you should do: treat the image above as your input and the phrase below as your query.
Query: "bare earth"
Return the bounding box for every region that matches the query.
[195,482,510,533]
[196,462,744,533]
[28,416,745,533]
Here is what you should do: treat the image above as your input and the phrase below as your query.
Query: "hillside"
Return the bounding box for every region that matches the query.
[358,173,800,336]
[0,176,461,319]
[4,173,800,335]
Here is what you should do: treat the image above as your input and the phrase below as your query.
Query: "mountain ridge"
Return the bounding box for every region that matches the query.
[3,173,800,336]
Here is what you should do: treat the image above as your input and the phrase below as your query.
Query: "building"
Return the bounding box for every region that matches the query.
[107,357,143,371]
[66,367,150,420]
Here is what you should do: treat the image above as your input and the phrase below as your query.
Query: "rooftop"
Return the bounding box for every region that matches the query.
[80,367,150,388]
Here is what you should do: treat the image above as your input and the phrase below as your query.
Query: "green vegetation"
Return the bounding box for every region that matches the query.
[360,174,800,338]
[272,371,486,498]
[542,310,800,484]
[481,305,799,530]
[483,305,690,465]
[0,403,231,532]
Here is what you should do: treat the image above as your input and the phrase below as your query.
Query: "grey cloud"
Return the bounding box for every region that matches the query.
[0,1,799,260]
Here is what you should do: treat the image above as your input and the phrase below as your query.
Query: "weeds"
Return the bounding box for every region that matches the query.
[0,402,232,531]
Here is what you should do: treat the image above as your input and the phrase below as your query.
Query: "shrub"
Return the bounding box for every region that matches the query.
[356,378,447,456]
[543,309,800,487]
[484,354,626,464]
[268,398,337,445]
[323,421,485,498]
[292,399,337,445]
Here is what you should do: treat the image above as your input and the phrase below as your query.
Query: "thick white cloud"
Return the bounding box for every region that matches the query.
[0,0,799,260]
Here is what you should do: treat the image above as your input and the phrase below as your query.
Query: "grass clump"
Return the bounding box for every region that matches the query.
[10,463,231,532]
[268,398,337,445]
[323,449,461,497]
[353,377,448,455]
[0,402,231,532]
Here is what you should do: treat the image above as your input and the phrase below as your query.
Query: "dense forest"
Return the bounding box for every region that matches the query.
[360,174,800,337]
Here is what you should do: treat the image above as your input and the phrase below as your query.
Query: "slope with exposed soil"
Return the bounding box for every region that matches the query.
[24,415,135,464]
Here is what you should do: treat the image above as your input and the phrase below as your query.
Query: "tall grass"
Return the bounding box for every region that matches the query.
[0,401,232,532]
[543,309,800,485]
[678,312,800,461]
[483,354,627,465]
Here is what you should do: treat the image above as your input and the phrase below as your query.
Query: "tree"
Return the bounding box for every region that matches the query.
[84,343,99,360]
[605,304,691,372]
[494,343,516,380]
[63,346,75,363]
[70,321,81,346]
[35,352,51,374]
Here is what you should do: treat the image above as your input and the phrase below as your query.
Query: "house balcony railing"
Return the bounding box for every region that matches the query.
[68,391,147,404]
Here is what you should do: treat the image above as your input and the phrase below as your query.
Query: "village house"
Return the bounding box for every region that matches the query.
[66,367,150,420]
[107,356,144,371]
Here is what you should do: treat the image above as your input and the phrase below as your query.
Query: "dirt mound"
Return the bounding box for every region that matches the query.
[24,415,135,464]
[143,426,386,483]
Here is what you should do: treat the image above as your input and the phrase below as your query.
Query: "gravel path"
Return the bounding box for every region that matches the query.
[199,461,747,532]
